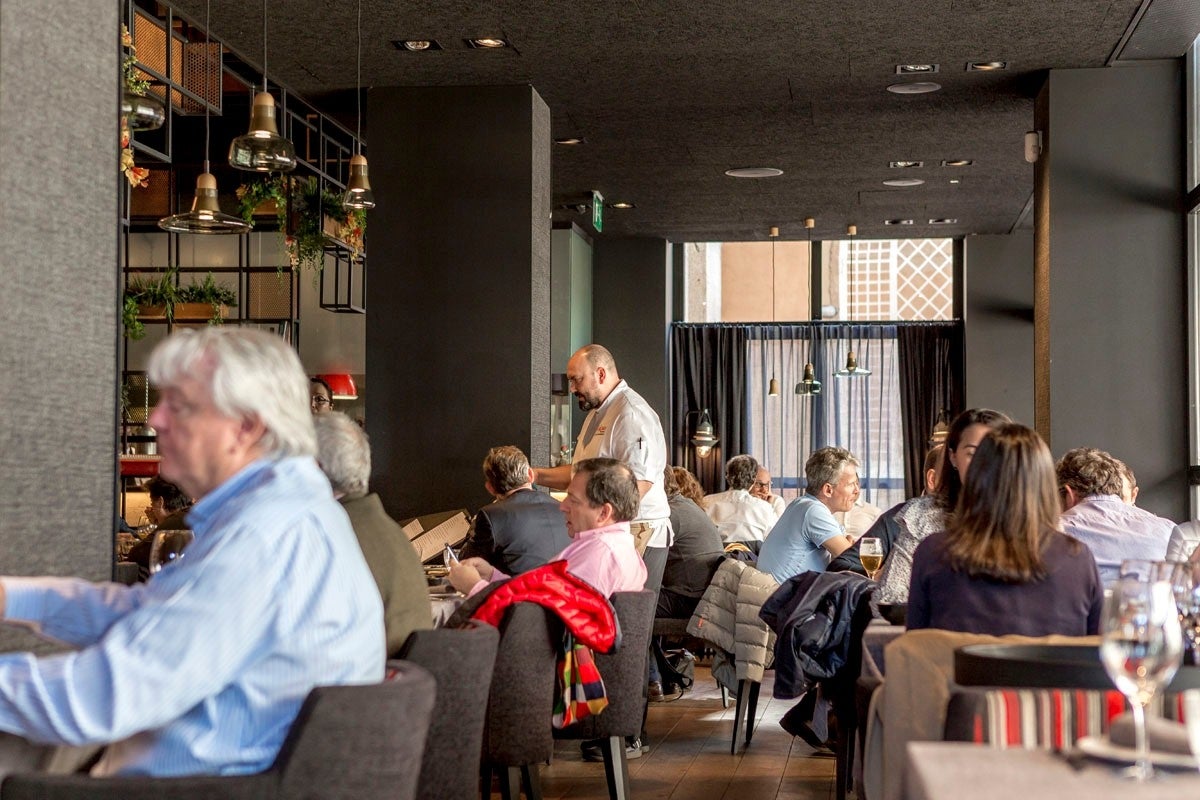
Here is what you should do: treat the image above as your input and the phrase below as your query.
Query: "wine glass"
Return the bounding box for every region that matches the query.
[149,529,194,575]
[860,537,883,580]
[1099,577,1184,780]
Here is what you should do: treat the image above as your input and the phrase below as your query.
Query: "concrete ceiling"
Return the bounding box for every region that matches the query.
[163,0,1185,242]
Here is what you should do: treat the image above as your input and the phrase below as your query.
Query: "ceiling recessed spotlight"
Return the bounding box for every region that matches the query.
[466,37,508,48]
[967,61,1008,71]
[889,160,924,169]
[886,81,941,95]
[554,136,586,145]
[393,39,443,51]
[724,167,784,178]
[608,201,635,210]
[941,159,974,167]
[882,178,925,187]
[895,64,938,74]
[884,219,914,226]
[929,218,958,225]
[949,178,961,184]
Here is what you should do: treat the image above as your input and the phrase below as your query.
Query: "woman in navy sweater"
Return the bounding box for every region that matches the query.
[907,423,1103,636]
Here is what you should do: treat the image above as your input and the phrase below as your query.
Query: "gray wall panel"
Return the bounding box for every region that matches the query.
[964,232,1035,424]
[1045,63,1186,520]
[366,86,552,518]
[0,1,118,647]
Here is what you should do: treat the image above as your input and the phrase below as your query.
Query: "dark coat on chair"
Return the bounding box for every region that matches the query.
[460,489,572,577]
[341,493,434,656]
[759,571,876,699]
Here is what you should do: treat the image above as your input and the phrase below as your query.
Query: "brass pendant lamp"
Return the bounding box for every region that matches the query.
[343,0,375,210]
[228,0,297,173]
[835,224,871,377]
[159,1,250,235]
[795,217,822,396]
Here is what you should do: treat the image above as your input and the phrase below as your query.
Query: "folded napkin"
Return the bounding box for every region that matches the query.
[1108,713,1194,755]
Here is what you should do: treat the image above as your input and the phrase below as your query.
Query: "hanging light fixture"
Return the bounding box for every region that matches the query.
[835,224,871,377]
[795,362,822,396]
[691,409,719,458]
[317,373,359,400]
[228,0,297,173]
[343,0,376,209]
[159,2,250,235]
[928,408,950,447]
[767,226,780,396]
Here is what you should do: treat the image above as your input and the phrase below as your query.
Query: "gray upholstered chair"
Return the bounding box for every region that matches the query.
[555,590,656,800]
[480,602,562,800]
[395,621,501,800]
[0,662,436,800]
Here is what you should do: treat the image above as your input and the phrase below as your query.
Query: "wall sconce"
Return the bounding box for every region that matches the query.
[690,409,719,458]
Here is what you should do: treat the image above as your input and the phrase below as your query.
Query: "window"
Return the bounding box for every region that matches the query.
[821,238,953,321]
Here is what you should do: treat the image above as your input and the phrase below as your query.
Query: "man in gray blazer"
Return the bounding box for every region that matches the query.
[459,446,572,576]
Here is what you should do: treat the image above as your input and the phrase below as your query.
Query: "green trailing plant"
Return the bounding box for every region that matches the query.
[236,175,367,273]
[177,273,238,325]
[122,295,145,340]
[124,269,179,330]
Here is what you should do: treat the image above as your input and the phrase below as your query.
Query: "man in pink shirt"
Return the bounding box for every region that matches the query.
[449,458,647,597]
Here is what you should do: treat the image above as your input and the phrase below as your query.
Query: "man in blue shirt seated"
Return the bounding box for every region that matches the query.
[757,447,860,583]
[0,328,384,777]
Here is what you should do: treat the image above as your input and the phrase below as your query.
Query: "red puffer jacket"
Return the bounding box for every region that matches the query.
[471,560,621,653]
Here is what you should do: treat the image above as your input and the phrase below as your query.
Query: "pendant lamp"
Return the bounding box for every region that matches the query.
[228,0,297,173]
[835,224,871,377]
[343,0,375,209]
[795,362,822,396]
[767,226,780,396]
[159,2,250,235]
[928,408,950,447]
[317,373,359,400]
[691,409,719,458]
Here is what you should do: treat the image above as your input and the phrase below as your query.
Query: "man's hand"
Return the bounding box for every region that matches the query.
[448,557,495,594]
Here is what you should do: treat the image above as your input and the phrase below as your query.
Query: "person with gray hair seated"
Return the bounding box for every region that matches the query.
[314,412,432,656]
[0,328,383,777]
[459,445,572,576]
[702,454,779,545]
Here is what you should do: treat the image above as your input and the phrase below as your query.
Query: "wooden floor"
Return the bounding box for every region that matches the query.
[537,666,835,800]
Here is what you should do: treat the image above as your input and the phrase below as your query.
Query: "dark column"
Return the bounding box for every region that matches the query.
[1036,62,1186,519]
[592,238,673,419]
[0,1,118,647]
[366,86,551,517]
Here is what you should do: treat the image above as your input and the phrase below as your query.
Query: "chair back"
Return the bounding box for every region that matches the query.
[395,622,501,800]
[556,590,656,740]
[484,602,562,766]
[276,662,436,800]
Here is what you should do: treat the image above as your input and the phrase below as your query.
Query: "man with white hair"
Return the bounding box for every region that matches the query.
[0,329,384,776]
[315,412,432,656]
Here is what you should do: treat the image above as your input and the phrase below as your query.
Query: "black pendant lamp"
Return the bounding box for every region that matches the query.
[767,226,781,396]
[794,217,821,396]
[835,224,871,377]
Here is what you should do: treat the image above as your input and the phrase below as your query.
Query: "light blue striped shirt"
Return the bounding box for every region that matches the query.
[0,456,385,776]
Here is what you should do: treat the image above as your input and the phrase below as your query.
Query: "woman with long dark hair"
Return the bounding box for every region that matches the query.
[907,423,1103,635]
[874,407,1011,603]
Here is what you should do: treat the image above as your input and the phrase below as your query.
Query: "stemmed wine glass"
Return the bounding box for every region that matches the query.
[1099,576,1184,781]
[860,537,883,581]
[149,529,194,575]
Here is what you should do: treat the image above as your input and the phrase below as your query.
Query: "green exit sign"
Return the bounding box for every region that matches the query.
[592,190,603,232]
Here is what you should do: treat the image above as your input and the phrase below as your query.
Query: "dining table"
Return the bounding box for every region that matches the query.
[905,741,1200,800]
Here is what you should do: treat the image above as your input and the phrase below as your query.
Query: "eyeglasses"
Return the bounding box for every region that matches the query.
[752,480,771,489]
[310,396,332,408]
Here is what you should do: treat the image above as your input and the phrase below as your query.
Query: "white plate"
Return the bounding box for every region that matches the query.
[1076,736,1200,769]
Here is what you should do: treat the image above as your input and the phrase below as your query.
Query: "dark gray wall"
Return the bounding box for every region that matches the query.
[1042,62,1186,520]
[0,1,117,645]
[963,232,1035,424]
[592,238,672,419]
[366,86,551,518]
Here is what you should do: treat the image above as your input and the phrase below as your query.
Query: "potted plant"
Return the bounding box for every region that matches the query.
[236,175,367,273]
[176,273,237,323]
[124,269,179,339]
